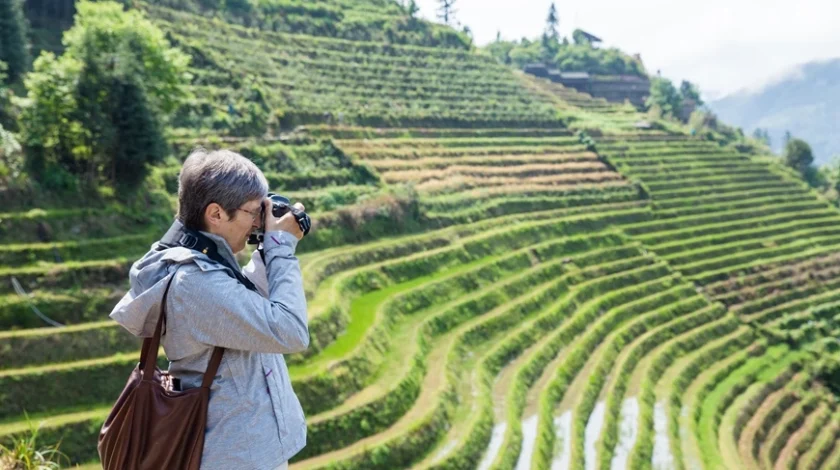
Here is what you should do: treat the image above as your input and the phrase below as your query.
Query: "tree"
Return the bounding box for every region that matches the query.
[679,80,704,106]
[108,79,166,190]
[225,0,253,16]
[437,0,457,26]
[540,3,560,61]
[545,3,559,40]
[0,122,23,182]
[406,0,419,18]
[645,77,682,118]
[752,128,770,147]
[783,130,792,146]
[0,61,14,129]
[462,25,473,43]
[19,1,190,191]
[484,37,517,66]
[0,0,30,84]
[825,156,840,201]
[508,40,542,68]
[784,137,814,175]
[572,29,591,46]
[541,32,558,63]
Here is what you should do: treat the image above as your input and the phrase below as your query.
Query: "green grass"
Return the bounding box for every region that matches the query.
[695,344,794,468]
[289,255,491,377]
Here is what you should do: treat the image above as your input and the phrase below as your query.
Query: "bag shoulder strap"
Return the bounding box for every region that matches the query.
[139,268,224,389]
[157,224,258,293]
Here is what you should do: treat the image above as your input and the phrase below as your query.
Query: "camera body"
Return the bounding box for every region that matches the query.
[247,193,312,245]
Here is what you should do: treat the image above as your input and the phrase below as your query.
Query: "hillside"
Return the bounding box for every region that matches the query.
[710,58,840,166]
[3,2,840,470]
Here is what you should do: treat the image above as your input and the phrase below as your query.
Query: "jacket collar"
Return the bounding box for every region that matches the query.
[165,219,241,271]
[198,227,240,271]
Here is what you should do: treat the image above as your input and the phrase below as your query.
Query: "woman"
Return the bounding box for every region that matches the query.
[109,148,309,470]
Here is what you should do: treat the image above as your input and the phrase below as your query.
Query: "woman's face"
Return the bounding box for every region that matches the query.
[205,198,263,254]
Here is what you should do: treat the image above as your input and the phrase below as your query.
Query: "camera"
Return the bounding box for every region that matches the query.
[247,193,312,245]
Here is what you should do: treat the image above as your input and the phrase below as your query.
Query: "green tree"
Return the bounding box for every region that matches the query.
[679,80,703,106]
[545,3,559,40]
[482,33,646,77]
[0,122,23,183]
[19,0,190,191]
[406,0,419,18]
[751,128,770,146]
[109,79,166,189]
[508,39,542,68]
[541,4,560,62]
[0,0,30,84]
[0,61,14,129]
[646,76,682,118]
[784,137,814,175]
[572,29,591,46]
[826,156,840,201]
[437,0,457,26]
[541,32,558,63]
[484,37,516,65]
[225,0,254,16]
[554,44,645,75]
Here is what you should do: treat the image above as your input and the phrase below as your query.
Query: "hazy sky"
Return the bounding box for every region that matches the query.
[413,0,840,100]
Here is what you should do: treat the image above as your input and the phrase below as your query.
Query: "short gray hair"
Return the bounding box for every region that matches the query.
[177,148,269,231]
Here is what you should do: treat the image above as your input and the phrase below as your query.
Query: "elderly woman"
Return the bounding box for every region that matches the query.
[109,148,309,470]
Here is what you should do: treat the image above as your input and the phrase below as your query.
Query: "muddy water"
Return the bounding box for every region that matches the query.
[551,411,573,470]
[515,415,539,470]
[679,405,703,470]
[652,401,675,469]
[610,398,639,470]
[477,422,507,470]
[432,439,458,462]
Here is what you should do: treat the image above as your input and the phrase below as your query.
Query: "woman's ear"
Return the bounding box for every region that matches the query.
[204,202,224,229]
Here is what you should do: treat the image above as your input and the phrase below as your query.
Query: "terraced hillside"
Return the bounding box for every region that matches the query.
[141,3,562,133]
[3,2,840,470]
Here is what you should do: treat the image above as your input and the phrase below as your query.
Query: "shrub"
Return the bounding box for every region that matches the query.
[0,0,29,84]
[19,1,190,192]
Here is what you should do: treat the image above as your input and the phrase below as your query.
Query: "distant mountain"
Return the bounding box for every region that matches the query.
[710,58,840,166]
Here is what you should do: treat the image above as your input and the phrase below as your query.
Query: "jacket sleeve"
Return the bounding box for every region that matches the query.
[172,231,309,354]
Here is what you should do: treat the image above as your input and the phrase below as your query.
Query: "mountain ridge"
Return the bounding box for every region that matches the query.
[710,58,840,165]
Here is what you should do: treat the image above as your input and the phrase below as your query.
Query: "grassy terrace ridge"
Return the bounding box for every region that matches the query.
[291,232,652,467]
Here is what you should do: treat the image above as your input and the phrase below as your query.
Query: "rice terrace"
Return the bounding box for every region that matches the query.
[1,0,839,469]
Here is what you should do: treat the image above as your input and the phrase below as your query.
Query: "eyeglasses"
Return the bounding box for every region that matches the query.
[236,206,261,222]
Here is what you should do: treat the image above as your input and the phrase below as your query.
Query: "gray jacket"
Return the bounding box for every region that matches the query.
[109,220,308,470]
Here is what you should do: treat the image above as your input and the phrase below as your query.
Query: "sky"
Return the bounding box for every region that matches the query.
[413,0,840,100]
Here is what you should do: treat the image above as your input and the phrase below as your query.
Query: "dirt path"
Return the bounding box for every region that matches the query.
[774,404,828,470]
[796,413,840,470]
[736,388,792,470]
[717,382,765,470]
[759,399,804,468]
[291,326,455,468]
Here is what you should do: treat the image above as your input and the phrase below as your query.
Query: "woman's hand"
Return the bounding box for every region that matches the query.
[263,199,306,240]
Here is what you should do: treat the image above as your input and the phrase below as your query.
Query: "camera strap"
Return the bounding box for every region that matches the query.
[157,223,258,293]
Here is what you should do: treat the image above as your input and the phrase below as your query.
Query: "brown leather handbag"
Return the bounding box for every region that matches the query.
[98,272,225,470]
